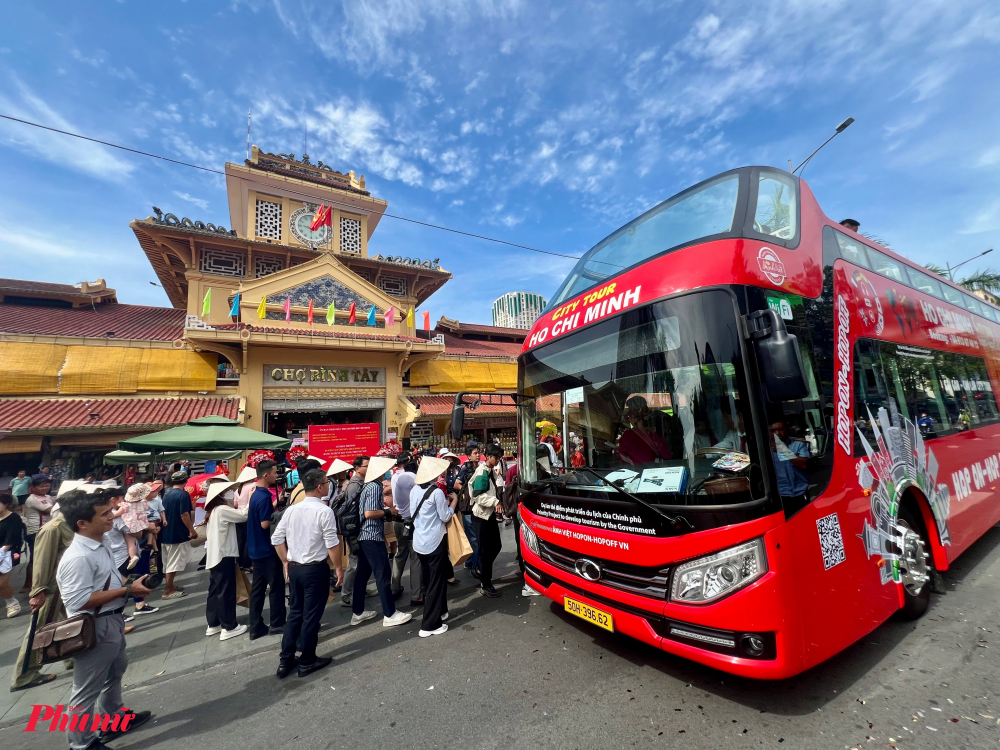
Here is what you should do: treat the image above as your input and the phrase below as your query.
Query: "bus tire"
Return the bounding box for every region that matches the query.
[896,506,932,621]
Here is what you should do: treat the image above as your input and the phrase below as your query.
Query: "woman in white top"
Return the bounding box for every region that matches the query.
[22,475,53,594]
[202,481,248,641]
[409,457,458,638]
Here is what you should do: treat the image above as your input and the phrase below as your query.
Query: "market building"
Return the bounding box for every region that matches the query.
[0,147,521,476]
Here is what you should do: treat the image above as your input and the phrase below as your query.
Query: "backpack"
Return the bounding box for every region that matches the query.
[335,478,363,543]
[456,463,476,514]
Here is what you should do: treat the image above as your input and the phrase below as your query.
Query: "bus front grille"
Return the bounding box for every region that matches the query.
[537,538,671,600]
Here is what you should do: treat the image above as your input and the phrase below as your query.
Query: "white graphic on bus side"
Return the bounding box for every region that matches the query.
[856,401,951,585]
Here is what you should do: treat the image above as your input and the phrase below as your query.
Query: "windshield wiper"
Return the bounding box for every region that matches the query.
[572,467,694,531]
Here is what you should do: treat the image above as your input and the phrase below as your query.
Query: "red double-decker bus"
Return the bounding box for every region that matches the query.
[458,166,1000,678]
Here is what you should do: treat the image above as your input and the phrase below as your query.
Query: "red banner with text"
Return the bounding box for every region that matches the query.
[307,423,382,468]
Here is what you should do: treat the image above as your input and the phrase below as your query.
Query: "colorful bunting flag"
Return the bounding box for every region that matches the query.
[202,288,211,317]
[257,296,267,321]
[385,306,395,327]
[367,306,376,326]
[422,310,430,331]
[348,301,356,325]
[307,299,314,325]
[326,302,335,326]
[228,292,240,317]
[283,297,291,323]
[406,308,414,327]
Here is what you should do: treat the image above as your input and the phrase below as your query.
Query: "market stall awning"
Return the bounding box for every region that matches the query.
[117,416,291,452]
[0,397,241,433]
[408,394,517,417]
[103,449,242,465]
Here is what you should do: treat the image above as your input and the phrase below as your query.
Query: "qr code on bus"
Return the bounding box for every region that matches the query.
[816,512,846,570]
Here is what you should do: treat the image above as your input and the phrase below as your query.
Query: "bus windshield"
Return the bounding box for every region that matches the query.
[519,290,760,506]
[547,174,740,307]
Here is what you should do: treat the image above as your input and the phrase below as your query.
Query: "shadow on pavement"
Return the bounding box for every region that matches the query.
[539,523,1000,717]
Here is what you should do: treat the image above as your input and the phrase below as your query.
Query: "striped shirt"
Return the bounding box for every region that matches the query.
[357,481,386,542]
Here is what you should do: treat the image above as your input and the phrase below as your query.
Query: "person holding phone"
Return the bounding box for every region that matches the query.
[56,490,154,748]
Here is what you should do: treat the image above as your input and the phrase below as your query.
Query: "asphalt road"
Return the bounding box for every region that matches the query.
[8,522,1000,750]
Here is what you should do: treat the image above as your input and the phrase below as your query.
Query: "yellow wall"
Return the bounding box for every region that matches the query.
[409,358,516,392]
[0,342,67,394]
[0,343,217,395]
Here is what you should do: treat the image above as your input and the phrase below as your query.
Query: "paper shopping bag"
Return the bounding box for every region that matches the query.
[446,514,473,567]
[235,566,251,608]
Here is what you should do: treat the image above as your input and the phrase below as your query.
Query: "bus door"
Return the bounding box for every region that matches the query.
[750,285,899,668]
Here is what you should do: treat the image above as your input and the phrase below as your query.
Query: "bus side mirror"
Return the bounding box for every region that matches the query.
[748,309,810,401]
[451,401,466,441]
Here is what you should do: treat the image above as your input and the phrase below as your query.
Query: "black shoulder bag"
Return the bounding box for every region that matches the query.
[400,486,437,543]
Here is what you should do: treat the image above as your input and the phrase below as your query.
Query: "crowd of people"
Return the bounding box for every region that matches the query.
[0,439,536,748]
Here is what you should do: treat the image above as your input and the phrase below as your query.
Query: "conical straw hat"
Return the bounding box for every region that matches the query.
[415,456,450,486]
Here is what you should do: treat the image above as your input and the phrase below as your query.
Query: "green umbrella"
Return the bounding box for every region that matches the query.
[103,449,242,466]
[117,416,291,452]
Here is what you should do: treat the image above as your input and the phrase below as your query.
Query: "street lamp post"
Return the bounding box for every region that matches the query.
[946,248,993,281]
[790,118,855,178]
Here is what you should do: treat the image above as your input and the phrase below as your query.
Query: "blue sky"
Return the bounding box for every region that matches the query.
[1,1,999,323]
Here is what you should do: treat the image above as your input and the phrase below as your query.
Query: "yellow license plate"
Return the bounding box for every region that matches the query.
[564,597,614,632]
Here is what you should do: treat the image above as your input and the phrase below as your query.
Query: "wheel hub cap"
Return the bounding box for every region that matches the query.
[896,523,930,595]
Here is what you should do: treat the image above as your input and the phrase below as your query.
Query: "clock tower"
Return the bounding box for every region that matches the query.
[224,145,388,257]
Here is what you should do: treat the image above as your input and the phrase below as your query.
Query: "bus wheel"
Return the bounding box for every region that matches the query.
[896,508,932,620]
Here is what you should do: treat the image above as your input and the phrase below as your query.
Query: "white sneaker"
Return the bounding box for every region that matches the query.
[522,584,541,597]
[419,624,448,638]
[220,624,247,641]
[441,612,449,621]
[383,610,412,627]
[6,601,21,618]
[127,555,140,571]
[351,610,377,626]
[205,625,223,636]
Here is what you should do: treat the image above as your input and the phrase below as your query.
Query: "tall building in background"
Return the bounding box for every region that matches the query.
[492,291,547,329]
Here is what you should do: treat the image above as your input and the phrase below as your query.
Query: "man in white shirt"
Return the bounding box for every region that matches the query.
[713,412,749,453]
[272,469,344,679]
[56,490,153,749]
[390,454,418,599]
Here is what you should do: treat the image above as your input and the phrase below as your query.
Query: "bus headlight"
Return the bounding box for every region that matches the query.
[670,539,767,605]
[520,515,540,556]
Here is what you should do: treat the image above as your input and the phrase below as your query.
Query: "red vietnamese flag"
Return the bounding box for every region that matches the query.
[309,203,332,232]
[348,301,356,324]
[307,299,314,325]
[422,310,430,331]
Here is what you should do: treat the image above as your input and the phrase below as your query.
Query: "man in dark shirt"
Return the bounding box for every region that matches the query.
[456,443,482,574]
[247,460,286,639]
[160,471,196,599]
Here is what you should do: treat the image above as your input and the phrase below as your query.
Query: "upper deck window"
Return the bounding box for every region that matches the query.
[906,268,943,299]
[547,174,740,307]
[866,247,906,283]
[751,173,797,241]
[830,229,871,269]
[940,284,965,307]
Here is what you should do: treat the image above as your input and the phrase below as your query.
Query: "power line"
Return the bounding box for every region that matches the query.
[0,112,581,260]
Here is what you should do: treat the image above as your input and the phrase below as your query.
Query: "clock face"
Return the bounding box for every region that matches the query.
[289,206,331,246]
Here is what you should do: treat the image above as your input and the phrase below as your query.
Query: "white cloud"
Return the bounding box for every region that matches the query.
[254,95,427,186]
[961,198,1000,235]
[200,114,217,128]
[975,145,1000,168]
[0,224,84,259]
[173,191,209,210]
[271,0,525,69]
[0,77,134,181]
[464,71,488,93]
[152,105,183,122]
[460,120,488,135]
